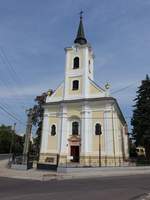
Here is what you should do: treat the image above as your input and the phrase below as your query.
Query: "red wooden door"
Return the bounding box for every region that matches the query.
[71,146,79,162]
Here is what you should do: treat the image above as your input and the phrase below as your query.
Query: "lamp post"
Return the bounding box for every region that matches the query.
[98,124,102,167]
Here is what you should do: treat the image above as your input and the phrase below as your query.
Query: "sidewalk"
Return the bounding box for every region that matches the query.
[0,159,57,181]
[57,166,150,180]
[0,159,150,181]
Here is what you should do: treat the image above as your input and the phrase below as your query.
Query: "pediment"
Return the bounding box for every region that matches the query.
[89,79,105,96]
[46,82,64,102]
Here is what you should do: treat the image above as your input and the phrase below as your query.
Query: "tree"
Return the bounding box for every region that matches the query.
[131,74,150,159]
[32,90,53,157]
[129,138,137,158]
[0,125,12,153]
[0,124,24,154]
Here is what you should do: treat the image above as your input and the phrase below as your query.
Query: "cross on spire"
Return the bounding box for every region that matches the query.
[79,10,83,19]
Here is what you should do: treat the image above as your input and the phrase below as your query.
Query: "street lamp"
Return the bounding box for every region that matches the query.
[96,123,102,167]
[99,125,102,167]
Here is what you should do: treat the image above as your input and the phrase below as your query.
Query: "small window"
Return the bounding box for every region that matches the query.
[51,124,56,136]
[72,80,79,90]
[95,123,102,135]
[72,121,79,135]
[73,57,79,69]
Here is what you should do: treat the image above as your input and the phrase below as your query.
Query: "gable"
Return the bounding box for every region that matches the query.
[46,82,64,102]
[90,83,101,94]
[53,85,63,98]
[89,79,105,95]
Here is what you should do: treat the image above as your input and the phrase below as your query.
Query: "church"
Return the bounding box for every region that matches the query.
[39,14,129,167]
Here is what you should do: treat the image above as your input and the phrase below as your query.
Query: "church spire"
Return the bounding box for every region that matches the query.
[74,11,87,45]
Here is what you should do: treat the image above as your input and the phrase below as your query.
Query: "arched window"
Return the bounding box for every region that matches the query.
[51,124,56,136]
[73,57,79,69]
[72,80,79,90]
[72,121,79,135]
[95,123,102,135]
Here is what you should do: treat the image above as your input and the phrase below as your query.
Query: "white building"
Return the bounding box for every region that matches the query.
[39,14,129,167]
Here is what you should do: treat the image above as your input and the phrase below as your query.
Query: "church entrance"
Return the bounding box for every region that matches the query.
[71,146,79,162]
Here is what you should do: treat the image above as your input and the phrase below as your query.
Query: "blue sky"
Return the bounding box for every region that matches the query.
[0,0,150,134]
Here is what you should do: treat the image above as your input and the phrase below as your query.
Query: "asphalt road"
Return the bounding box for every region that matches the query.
[0,175,150,200]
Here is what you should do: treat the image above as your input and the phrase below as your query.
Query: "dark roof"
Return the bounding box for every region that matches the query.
[74,15,87,45]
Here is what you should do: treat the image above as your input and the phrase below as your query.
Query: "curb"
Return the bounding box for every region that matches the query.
[0,167,150,181]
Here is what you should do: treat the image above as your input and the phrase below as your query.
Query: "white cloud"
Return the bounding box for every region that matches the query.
[0,76,62,98]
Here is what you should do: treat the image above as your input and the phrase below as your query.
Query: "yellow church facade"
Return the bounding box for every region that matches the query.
[39,15,129,167]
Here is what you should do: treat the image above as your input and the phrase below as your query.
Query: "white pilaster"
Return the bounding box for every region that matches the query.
[81,103,92,155]
[89,54,94,80]
[113,112,119,156]
[116,118,123,157]
[104,110,114,156]
[59,104,68,154]
[40,112,49,153]
[123,125,129,158]
[82,47,89,98]
[64,49,70,99]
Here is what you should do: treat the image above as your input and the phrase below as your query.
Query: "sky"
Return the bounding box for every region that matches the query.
[0,0,150,134]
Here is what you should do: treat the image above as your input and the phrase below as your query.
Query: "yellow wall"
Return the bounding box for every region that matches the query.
[92,111,104,151]
[46,105,106,152]
[47,106,59,113]
[90,82,101,95]
[68,76,82,96]
[67,49,84,72]
[52,86,63,98]
[67,104,81,118]
[92,135,104,151]
[48,116,59,127]
[47,116,59,151]
[48,135,58,150]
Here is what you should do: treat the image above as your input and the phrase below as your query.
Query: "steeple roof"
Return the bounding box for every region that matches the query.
[74,11,87,45]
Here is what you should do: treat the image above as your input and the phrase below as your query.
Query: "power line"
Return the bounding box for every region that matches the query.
[111,83,135,94]
[0,47,35,125]
[0,104,25,126]
[0,47,30,107]
[0,46,22,85]
[0,101,25,122]
[0,102,37,133]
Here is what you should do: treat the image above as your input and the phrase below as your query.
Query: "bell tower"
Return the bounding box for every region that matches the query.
[64,13,94,100]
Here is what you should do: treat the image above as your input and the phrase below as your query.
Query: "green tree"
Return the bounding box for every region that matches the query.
[129,138,137,158]
[131,75,150,159]
[32,90,53,157]
[0,124,24,154]
[0,125,12,153]
[14,134,25,155]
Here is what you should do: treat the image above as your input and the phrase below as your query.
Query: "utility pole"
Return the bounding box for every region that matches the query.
[23,108,33,164]
[9,123,16,165]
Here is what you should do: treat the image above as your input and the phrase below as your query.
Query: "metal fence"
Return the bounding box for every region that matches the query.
[7,153,150,169]
[9,153,38,165]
